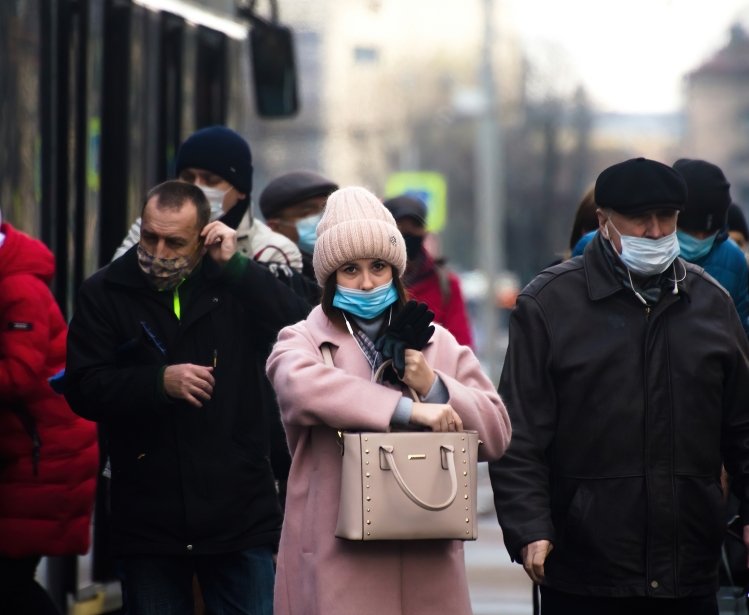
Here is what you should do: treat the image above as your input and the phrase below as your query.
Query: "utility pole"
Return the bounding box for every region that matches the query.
[476,0,505,379]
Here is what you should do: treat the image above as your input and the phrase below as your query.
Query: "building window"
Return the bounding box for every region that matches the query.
[354,46,379,64]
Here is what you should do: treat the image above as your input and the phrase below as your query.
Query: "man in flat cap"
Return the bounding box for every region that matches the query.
[260,170,338,300]
[490,157,749,614]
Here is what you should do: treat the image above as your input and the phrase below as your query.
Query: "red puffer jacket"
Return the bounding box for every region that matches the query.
[0,222,98,557]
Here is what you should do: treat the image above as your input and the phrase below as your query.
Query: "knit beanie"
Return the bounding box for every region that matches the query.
[313,187,407,286]
[383,194,428,226]
[595,157,686,215]
[175,126,253,196]
[672,159,731,233]
[259,171,338,219]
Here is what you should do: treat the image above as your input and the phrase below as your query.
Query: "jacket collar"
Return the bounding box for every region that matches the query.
[583,232,691,301]
[306,306,357,349]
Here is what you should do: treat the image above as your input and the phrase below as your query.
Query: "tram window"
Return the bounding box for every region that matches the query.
[159,13,184,179]
[250,18,299,118]
[196,26,227,127]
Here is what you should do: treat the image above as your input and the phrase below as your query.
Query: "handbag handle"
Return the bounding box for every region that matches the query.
[379,444,458,511]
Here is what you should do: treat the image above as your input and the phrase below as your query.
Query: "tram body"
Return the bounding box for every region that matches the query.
[1,1,296,610]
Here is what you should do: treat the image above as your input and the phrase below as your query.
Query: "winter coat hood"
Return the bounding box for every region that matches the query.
[0,223,55,283]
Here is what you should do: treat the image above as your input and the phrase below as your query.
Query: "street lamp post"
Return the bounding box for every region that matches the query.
[476,0,506,379]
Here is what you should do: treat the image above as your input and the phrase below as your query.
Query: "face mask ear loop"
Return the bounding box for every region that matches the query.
[671,259,687,295]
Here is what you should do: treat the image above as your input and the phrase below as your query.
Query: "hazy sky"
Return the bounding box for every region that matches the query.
[507,0,749,114]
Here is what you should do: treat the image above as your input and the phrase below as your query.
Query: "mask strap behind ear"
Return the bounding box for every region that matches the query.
[602,217,618,241]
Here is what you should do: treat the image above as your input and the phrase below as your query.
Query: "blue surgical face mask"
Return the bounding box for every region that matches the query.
[332,281,398,320]
[677,229,716,262]
[605,218,680,276]
[296,213,322,254]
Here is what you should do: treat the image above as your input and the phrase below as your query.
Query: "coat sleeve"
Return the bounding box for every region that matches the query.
[111,217,141,262]
[430,331,510,461]
[730,251,749,337]
[0,275,54,401]
[719,296,749,523]
[64,277,164,421]
[266,323,404,431]
[488,294,557,562]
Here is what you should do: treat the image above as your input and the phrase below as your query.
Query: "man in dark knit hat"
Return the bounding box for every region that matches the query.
[113,126,302,272]
[673,158,749,336]
[259,170,338,292]
[490,157,749,615]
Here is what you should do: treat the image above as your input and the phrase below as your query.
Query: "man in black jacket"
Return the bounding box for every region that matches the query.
[490,157,749,615]
[65,181,309,615]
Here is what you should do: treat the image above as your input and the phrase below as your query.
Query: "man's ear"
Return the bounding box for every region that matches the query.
[266,218,281,232]
[595,209,609,237]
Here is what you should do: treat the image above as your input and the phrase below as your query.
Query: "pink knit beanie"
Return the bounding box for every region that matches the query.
[313,186,407,286]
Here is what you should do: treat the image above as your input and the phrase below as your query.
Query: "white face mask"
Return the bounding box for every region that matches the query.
[604,219,680,276]
[199,185,231,221]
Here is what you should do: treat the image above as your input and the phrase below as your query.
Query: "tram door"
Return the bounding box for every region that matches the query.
[4,0,295,610]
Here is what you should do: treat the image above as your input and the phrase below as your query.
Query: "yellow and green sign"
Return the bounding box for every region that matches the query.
[385,171,447,233]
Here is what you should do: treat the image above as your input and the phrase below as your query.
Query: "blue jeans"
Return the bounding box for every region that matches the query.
[118,547,274,615]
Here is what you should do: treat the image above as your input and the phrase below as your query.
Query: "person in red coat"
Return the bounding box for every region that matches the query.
[0,213,99,614]
[384,194,474,347]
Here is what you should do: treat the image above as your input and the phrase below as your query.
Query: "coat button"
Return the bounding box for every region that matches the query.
[186,544,193,551]
[650,580,659,589]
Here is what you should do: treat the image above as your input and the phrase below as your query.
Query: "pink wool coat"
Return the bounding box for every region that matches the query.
[266,306,511,615]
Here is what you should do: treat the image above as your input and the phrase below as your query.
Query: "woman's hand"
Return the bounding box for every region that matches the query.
[410,402,463,432]
[400,349,436,397]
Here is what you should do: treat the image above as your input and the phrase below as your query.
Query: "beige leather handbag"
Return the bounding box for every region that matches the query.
[320,344,480,541]
[335,430,480,541]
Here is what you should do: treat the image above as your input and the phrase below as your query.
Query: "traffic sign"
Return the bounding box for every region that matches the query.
[385,171,447,233]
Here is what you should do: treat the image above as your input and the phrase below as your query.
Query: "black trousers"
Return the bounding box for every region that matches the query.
[0,556,61,615]
[540,586,719,615]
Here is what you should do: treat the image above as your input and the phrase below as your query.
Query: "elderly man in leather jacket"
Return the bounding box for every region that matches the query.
[490,157,749,615]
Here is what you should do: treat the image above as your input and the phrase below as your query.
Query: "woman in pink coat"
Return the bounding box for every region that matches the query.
[266,187,511,615]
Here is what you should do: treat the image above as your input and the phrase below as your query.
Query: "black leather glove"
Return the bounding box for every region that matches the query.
[375,301,435,378]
